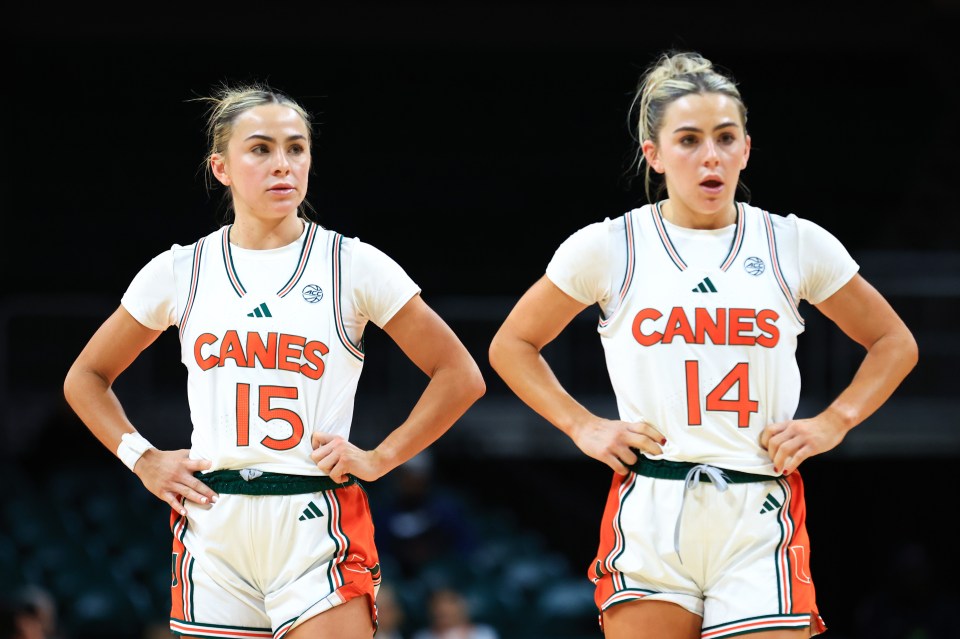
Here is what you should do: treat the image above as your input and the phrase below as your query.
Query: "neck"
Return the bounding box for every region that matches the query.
[661,199,737,230]
[230,214,305,250]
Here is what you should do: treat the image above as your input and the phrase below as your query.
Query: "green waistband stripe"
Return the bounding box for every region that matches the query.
[628,457,774,483]
[196,470,357,495]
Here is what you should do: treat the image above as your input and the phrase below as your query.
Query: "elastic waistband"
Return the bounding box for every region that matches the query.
[196,470,357,495]
[629,457,774,483]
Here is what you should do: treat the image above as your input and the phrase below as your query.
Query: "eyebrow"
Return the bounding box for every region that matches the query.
[243,134,309,142]
[672,121,740,134]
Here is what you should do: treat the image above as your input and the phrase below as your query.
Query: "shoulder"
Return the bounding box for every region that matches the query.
[742,203,841,241]
[558,212,630,251]
[338,235,404,269]
[165,227,225,256]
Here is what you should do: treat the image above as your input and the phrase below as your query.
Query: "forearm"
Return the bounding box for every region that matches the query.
[373,362,485,474]
[823,329,918,432]
[63,366,140,459]
[489,338,595,441]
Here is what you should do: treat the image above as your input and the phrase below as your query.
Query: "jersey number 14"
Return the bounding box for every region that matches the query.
[684,361,758,427]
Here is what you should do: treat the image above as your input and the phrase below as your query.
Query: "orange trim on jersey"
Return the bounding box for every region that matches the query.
[762,211,804,325]
[277,222,319,298]
[332,234,364,361]
[652,203,687,270]
[220,224,319,301]
[719,202,746,271]
[222,227,247,298]
[651,201,747,273]
[179,237,207,342]
[599,212,636,330]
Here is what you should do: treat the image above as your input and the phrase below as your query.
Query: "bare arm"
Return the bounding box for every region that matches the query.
[488,276,664,475]
[311,294,486,482]
[63,306,218,513]
[761,273,918,473]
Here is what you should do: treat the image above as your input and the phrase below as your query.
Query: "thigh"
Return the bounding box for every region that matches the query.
[284,596,374,639]
[602,600,700,639]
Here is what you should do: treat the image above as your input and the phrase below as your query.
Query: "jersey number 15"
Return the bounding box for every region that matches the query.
[235,383,304,450]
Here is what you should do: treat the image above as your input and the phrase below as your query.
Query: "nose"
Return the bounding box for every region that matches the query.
[272,149,291,174]
[702,139,720,167]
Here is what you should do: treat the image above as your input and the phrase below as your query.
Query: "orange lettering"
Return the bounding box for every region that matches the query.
[247,332,278,368]
[756,309,780,347]
[218,330,246,367]
[300,341,329,380]
[662,307,694,344]
[194,333,218,370]
[694,307,726,345]
[277,334,304,372]
[632,308,663,346]
[727,308,755,346]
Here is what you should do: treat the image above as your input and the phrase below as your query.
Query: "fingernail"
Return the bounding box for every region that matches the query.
[211,495,219,503]
[660,438,667,445]
[201,496,208,504]
[773,467,780,474]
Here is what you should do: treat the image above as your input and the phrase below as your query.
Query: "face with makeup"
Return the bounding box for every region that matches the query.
[641,92,750,230]
[210,103,312,226]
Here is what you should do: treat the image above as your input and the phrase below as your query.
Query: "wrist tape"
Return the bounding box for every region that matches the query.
[117,432,153,471]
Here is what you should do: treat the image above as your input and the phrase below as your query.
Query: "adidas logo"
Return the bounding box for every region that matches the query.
[759,493,782,514]
[247,302,272,318]
[299,501,324,521]
[691,277,717,293]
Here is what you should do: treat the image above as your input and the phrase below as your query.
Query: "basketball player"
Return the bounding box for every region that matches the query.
[488,51,917,639]
[63,82,485,639]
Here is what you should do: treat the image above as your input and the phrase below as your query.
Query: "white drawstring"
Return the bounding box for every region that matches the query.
[674,464,730,564]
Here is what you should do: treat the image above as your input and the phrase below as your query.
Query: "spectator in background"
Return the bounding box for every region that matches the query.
[0,590,45,639]
[412,587,499,639]
[11,586,58,639]
[373,451,479,580]
[374,582,407,639]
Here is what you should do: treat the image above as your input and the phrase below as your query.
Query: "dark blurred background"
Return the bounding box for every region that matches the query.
[5,3,960,638]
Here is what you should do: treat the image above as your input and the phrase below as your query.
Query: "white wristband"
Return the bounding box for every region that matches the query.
[117,432,154,471]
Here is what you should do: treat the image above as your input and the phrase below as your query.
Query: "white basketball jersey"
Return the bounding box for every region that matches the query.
[598,202,806,474]
[168,223,387,475]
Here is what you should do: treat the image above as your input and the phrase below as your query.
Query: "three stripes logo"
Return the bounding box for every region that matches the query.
[247,302,272,318]
[759,493,782,514]
[299,501,324,521]
[691,277,717,293]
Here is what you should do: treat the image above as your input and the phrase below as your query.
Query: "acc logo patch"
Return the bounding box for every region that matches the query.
[744,256,765,276]
[302,284,324,303]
